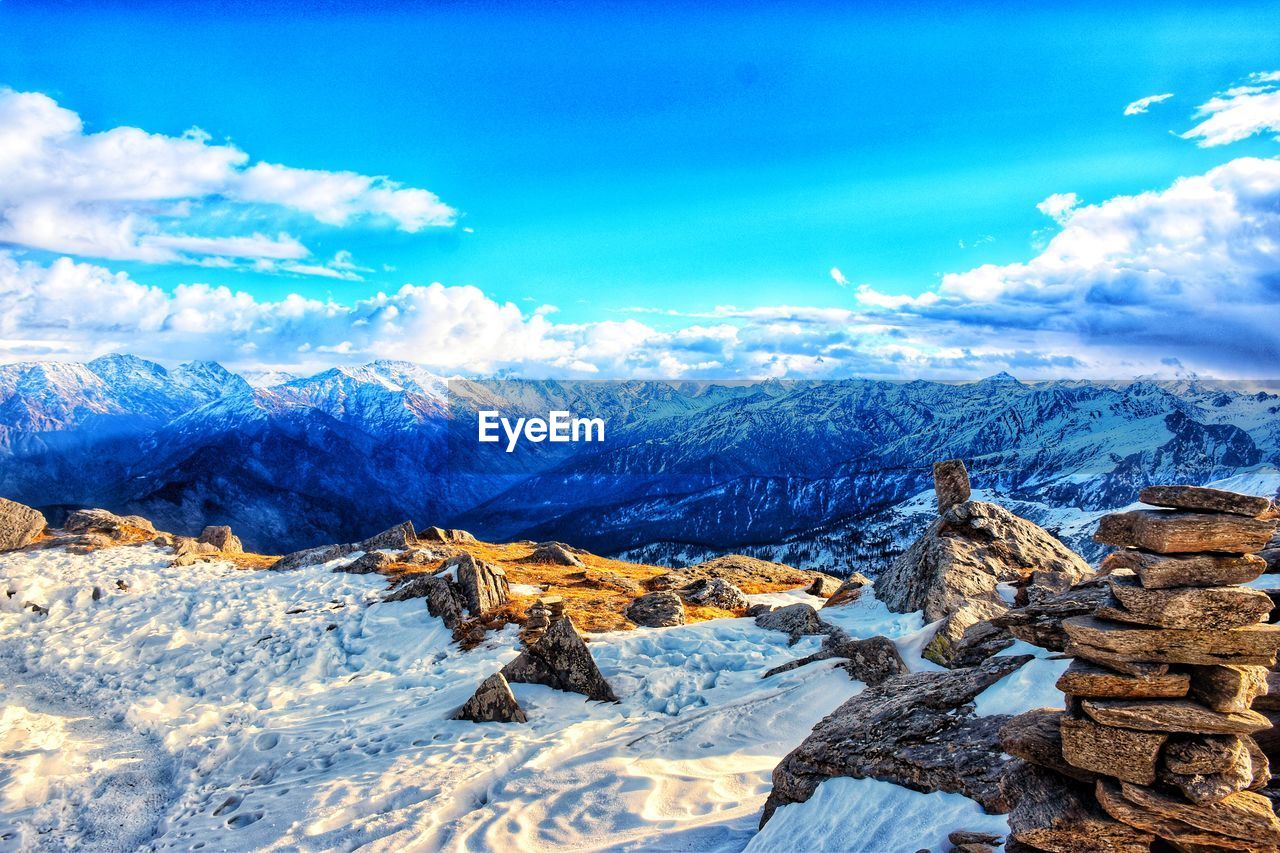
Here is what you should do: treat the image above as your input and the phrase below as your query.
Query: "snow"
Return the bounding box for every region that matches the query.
[0,544,1080,850]
[747,776,1008,853]
[973,641,1070,717]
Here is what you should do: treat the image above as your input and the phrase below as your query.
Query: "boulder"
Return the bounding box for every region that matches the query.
[677,577,748,610]
[198,525,243,554]
[64,508,154,540]
[822,572,872,608]
[805,574,842,597]
[946,620,1016,667]
[337,551,395,575]
[171,536,221,566]
[424,575,464,629]
[1101,549,1266,590]
[933,459,971,513]
[878,501,1090,666]
[754,603,831,644]
[418,525,476,544]
[501,617,617,702]
[523,542,585,567]
[1094,510,1275,555]
[582,570,643,595]
[1139,485,1273,518]
[625,591,685,628]
[0,498,46,552]
[445,553,509,616]
[453,673,527,723]
[760,654,1033,825]
[675,554,814,589]
[763,632,908,686]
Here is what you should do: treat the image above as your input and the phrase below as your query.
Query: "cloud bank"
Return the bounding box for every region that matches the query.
[1182,72,1280,147]
[0,89,455,275]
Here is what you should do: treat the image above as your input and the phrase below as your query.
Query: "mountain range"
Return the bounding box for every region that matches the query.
[2,354,1278,569]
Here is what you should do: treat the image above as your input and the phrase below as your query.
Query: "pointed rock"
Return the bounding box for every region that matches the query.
[822,572,871,608]
[448,553,509,616]
[453,673,527,723]
[502,617,617,702]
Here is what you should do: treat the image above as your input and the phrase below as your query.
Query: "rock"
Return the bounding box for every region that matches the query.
[1094,510,1275,555]
[1110,780,1280,847]
[271,522,417,571]
[1101,549,1267,590]
[947,831,1002,848]
[754,603,831,644]
[647,572,690,591]
[933,459,972,513]
[453,673,527,723]
[198,525,242,554]
[417,525,474,543]
[678,554,814,589]
[523,542,585,567]
[991,582,1113,653]
[805,574,842,597]
[171,536,221,565]
[64,508,154,540]
[760,654,1033,825]
[382,573,435,602]
[1081,698,1271,734]
[1095,778,1274,852]
[1059,715,1167,785]
[359,521,417,550]
[1099,574,1272,630]
[1254,670,1280,709]
[879,501,1090,666]
[947,620,1016,667]
[0,497,46,552]
[1165,735,1249,775]
[501,617,617,702]
[677,577,748,611]
[1262,547,1280,574]
[1063,639,1174,677]
[1062,615,1280,667]
[823,572,872,608]
[1160,753,1254,805]
[1139,485,1273,518]
[745,603,775,617]
[337,551,395,574]
[625,591,685,628]
[446,553,509,616]
[1004,764,1154,853]
[1000,708,1100,784]
[1055,659,1189,699]
[1188,664,1269,713]
[1021,569,1075,605]
[832,635,909,686]
[1243,734,1271,790]
[582,570,642,594]
[271,543,349,571]
[425,576,464,629]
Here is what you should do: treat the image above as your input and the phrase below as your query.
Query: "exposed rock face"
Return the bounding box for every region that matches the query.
[805,574,842,597]
[763,631,908,686]
[338,551,395,575]
[453,673,527,723]
[662,554,817,591]
[933,458,971,513]
[878,499,1091,666]
[419,526,475,543]
[822,572,871,608]
[625,591,685,627]
[198,524,242,553]
[523,541,585,567]
[502,617,617,702]
[754,603,831,644]
[760,653,1032,826]
[0,497,46,552]
[999,485,1280,850]
[677,577,748,611]
[272,522,417,570]
[65,508,155,540]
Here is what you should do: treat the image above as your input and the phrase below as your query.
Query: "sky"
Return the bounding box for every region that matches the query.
[1,0,1279,378]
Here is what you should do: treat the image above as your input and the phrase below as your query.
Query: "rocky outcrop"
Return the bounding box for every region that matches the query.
[271,521,416,570]
[198,524,242,553]
[502,617,617,702]
[878,462,1091,666]
[677,577,748,611]
[760,653,1033,826]
[419,526,476,543]
[453,673,527,723]
[65,508,155,540]
[522,542,585,567]
[764,631,908,686]
[338,551,396,575]
[0,497,46,552]
[999,485,1280,851]
[805,574,843,597]
[625,591,685,627]
[754,602,833,644]
[822,572,871,608]
[653,554,818,592]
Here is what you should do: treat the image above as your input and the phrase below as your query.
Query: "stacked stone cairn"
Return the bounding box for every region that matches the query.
[1006,485,1280,851]
[521,595,565,646]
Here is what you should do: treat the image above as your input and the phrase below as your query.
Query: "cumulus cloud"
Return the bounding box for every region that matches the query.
[0,88,455,272]
[1124,93,1174,116]
[1035,192,1080,224]
[1182,72,1280,147]
[829,267,849,286]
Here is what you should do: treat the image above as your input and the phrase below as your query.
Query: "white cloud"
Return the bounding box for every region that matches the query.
[0,88,455,269]
[1035,192,1080,225]
[830,267,849,286]
[1123,93,1174,116]
[1182,72,1280,147]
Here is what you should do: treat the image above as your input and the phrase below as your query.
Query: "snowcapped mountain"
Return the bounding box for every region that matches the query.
[0,356,1276,562]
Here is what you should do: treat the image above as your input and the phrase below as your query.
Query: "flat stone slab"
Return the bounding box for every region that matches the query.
[1060,715,1166,785]
[1056,659,1188,699]
[1081,698,1271,734]
[1188,664,1269,714]
[1096,779,1278,851]
[1139,485,1272,518]
[1062,615,1280,667]
[1094,510,1275,555]
[1102,550,1266,590]
[1114,780,1280,846]
[1164,734,1247,775]
[1101,574,1272,630]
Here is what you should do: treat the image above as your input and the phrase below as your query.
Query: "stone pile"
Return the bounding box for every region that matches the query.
[1004,485,1280,851]
[521,595,564,645]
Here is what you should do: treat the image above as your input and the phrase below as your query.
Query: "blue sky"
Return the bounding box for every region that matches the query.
[1,1,1279,377]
